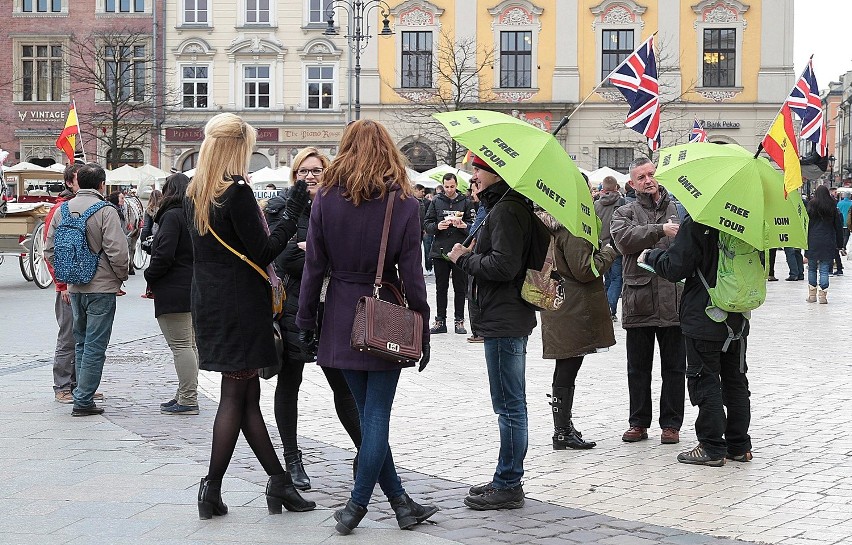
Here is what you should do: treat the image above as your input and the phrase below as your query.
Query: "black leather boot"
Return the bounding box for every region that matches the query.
[389,493,439,529]
[266,473,316,513]
[198,477,228,520]
[284,450,311,491]
[334,499,368,535]
[550,386,596,449]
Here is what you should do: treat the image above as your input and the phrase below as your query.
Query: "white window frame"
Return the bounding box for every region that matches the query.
[178,62,211,110]
[181,0,210,26]
[305,0,333,25]
[239,0,276,27]
[15,40,67,102]
[304,64,338,111]
[389,1,443,91]
[242,64,272,109]
[101,41,150,103]
[98,0,150,14]
[489,1,543,91]
[16,0,68,15]
[693,0,747,91]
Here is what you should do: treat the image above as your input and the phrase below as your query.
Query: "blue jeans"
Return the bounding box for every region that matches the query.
[69,293,117,408]
[341,369,405,507]
[483,336,528,489]
[784,247,803,278]
[604,255,623,316]
[808,259,831,290]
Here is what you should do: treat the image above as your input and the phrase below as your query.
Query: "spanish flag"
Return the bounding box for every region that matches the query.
[761,103,802,195]
[461,150,472,166]
[55,103,79,164]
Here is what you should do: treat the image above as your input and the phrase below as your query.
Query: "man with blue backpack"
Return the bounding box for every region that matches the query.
[46,163,129,417]
[640,213,757,467]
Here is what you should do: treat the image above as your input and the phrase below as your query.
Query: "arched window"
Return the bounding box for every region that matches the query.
[400,141,437,172]
[250,152,271,172]
[108,148,144,168]
[180,152,199,171]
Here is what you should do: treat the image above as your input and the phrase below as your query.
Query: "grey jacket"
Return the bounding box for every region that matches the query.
[46,188,129,294]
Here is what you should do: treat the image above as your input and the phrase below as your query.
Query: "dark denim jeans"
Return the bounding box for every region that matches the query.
[808,259,831,290]
[433,258,467,321]
[69,293,117,408]
[625,326,686,430]
[784,247,803,278]
[423,234,434,272]
[483,336,528,489]
[604,255,623,317]
[341,369,405,507]
[684,336,752,459]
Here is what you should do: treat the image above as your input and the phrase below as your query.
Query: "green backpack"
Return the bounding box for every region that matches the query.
[697,232,767,322]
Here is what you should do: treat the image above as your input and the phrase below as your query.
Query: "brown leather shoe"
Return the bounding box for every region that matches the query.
[622,426,648,442]
[661,427,680,444]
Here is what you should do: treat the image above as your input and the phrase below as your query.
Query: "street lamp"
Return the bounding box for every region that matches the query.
[324,1,394,121]
[829,155,836,187]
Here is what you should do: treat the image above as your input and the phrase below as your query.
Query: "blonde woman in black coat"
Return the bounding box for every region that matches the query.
[186,113,314,520]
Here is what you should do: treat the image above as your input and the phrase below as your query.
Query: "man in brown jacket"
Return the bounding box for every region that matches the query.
[610,157,685,445]
[46,163,129,417]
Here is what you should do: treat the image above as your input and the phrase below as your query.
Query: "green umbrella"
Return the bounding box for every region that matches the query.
[655,142,807,250]
[433,110,599,247]
[415,164,472,191]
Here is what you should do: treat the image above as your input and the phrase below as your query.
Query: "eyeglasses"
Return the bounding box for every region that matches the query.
[296,168,324,177]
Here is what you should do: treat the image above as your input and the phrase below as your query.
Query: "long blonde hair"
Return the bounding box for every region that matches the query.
[290,146,330,183]
[187,113,257,234]
[321,120,412,205]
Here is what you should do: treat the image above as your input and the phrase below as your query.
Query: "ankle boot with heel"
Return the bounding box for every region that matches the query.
[198,477,228,520]
[266,472,316,513]
[389,493,439,529]
[334,500,368,535]
[284,450,311,490]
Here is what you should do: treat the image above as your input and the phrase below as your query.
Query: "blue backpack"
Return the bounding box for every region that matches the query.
[53,200,110,285]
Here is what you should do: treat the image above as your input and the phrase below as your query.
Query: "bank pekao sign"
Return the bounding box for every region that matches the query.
[18,110,67,123]
[700,120,741,129]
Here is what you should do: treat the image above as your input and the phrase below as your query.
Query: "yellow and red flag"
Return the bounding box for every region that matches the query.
[761,103,802,195]
[55,103,79,164]
[461,150,472,166]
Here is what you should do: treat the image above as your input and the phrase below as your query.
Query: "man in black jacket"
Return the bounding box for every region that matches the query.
[448,155,535,510]
[424,172,474,334]
[641,216,752,467]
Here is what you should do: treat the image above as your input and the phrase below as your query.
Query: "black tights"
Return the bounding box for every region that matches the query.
[553,357,584,388]
[208,374,284,480]
[274,363,362,455]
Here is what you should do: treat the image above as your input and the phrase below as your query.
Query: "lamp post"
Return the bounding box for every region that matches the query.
[324,1,394,121]
[829,155,836,187]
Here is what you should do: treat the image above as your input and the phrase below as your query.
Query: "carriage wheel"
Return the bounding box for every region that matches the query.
[133,236,149,270]
[30,222,53,289]
[20,253,34,281]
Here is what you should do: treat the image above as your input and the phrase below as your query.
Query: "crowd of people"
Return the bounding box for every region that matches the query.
[42,114,851,532]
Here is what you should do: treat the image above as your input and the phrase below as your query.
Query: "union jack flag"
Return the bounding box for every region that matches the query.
[785,56,827,156]
[609,35,660,151]
[689,119,708,143]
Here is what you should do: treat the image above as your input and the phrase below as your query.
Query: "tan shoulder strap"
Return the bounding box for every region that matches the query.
[208,227,270,282]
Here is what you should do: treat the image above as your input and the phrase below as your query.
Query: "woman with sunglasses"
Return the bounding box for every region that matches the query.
[269,147,362,490]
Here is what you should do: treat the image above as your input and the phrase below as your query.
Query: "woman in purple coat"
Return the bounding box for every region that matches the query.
[296,120,437,535]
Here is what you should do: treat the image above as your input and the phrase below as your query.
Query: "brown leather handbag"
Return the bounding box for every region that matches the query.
[350,190,423,366]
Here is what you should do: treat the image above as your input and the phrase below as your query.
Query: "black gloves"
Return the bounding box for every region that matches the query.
[283,180,309,221]
[418,342,430,372]
[298,329,318,362]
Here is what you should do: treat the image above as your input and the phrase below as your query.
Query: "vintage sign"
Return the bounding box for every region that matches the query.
[17,110,67,123]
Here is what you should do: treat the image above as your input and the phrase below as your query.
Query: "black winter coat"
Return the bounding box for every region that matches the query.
[424,192,474,257]
[144,204,193,317]
[804,210,844,262]
[456,181,536,338]
[186,180,298,373]
[269,190,313,365]
[646,216,748,342]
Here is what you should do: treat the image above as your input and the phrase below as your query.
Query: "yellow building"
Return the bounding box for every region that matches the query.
[374,0,795,173]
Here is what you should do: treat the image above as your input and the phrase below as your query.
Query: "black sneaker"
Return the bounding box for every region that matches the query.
[464,484,524,510]
[677,444,725,467]
[430,320,447,334]
[468,482,494,496]
[72,404,104,417]
[726,451,753,462]
[454,320,467,335]
[160,399,177,409]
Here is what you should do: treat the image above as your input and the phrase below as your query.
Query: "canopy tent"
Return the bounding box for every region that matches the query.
[137,164,169,180]
[182,167,196,178]
[588,166,630,186]
[2,162,56,174]
[105,164,145,185]
[415,165,473,191]
[249,166,290,185]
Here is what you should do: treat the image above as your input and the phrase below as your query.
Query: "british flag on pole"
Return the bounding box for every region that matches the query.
[689,119,708,143]
[785,56,827,157]
[609,35,660,151]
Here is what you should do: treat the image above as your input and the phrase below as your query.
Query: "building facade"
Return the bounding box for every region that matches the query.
[0,0,163,168]
[835,71,852,186]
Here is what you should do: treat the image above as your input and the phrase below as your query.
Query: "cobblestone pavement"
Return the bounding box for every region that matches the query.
[2,262,850,544]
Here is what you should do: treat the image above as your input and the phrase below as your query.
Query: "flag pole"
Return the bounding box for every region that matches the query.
[73,99,88,163]
[755,54,813,157]
[552,32,658,136]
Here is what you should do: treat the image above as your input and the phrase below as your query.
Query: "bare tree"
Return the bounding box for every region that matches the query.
[67,28,174,169]
[388,30,496,167]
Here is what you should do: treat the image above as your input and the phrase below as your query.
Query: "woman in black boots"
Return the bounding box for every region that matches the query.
[537,206,617,449]
[186,113,315,519]
[268,147,362,489]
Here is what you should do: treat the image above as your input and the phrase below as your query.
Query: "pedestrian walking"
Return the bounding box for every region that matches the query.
[296,120,436,535]
[594,175,625,320]
[805,185,845,304]
[185,113,315,520]
[538,207,617,450]
[610,157,686,445]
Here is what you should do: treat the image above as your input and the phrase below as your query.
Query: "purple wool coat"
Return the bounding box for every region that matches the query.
[296,184,430,371]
